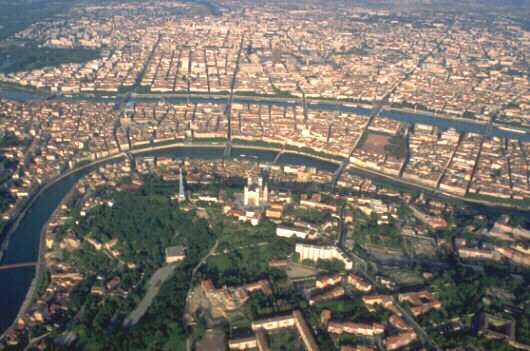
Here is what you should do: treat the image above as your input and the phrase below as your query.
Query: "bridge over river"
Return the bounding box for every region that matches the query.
[0,262,37,271]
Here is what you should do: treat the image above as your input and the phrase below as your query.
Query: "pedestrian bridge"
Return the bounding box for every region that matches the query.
[0,262,37,271]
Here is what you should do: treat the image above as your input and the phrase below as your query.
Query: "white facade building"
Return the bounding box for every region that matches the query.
[295,243,353,270]
[244,176,269,207]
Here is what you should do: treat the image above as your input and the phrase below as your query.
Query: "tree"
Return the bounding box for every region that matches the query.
[316,259,346,272]
[385,134,407,159]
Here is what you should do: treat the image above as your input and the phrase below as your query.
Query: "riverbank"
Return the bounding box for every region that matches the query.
[0,140,528,336]
[130,139,344,164]
[0,152,126,265]
[1,86,528,139]
[72,139,530,213]
[0,81,50,97]
[386,106,487,125]
[0,137,527,270]
[131,139,528,210]
[0,185,42,264]
[345,162,530,211]
[0,153,129,334]
[0,185,69,341]
[132,92,529,135]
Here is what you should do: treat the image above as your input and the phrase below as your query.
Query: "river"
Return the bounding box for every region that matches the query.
[0,89,529,141]
[0,172,88,333]
[0,146,338,333]
[0,86,529,333]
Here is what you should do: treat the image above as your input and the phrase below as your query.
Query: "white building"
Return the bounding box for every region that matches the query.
[295,243,353,270]
[276,226,309,239]
[244,176,268,208]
